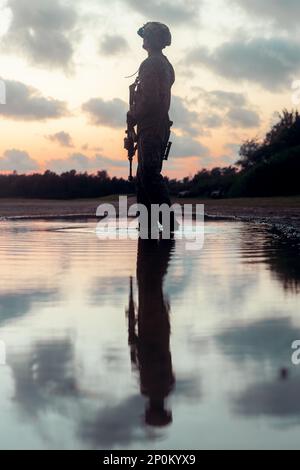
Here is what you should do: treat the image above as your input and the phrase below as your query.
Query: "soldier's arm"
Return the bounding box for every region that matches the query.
[130,59,161,122]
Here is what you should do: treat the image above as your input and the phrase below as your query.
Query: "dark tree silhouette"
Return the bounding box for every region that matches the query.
[237,110,300,172]
[0,170,135,199]
[0,110,299,199]
[230,109,300,197]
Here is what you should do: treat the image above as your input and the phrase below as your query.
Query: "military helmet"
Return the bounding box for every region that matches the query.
[137,22,172,49]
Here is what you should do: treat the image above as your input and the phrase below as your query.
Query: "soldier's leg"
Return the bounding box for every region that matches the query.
[138,133,179,234]
[136,147,152,235]
[136,163,149,208]
[138,133,171,207]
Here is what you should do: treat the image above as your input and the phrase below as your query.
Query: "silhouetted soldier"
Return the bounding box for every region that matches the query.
[126,22,177,233]
[126,238,175,427]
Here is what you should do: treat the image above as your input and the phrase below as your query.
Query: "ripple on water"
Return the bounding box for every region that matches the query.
[0,219,299,450]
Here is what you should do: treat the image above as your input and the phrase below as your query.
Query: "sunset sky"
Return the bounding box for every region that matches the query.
[0,0,299,178]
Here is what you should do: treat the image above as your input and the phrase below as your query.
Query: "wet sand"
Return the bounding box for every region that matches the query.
[0,196,119,219]
[0,196,300,238]
[178,197,300,239]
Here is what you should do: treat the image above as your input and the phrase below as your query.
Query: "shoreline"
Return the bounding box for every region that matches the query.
[0,196,299,240]
[205,213,300,240]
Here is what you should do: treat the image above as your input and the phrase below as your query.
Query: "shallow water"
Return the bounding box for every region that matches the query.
[0,219,300,450]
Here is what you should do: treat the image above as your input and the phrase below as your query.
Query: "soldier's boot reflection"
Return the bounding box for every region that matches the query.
[146,398,172,427]
[126,238,175,427]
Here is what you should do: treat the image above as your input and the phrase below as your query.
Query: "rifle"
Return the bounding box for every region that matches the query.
[163,120,173,161]
[124,127,136,182]
[124,81,138,182]
[164,141,172,161]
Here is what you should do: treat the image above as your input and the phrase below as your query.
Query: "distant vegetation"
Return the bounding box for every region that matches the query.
[0,110,299,199]
[0,170,134,199]
[229,110,300,197]
[179,109,300,199]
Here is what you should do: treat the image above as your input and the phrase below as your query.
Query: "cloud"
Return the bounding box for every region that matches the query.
[231,0,300,29]
[99,34,129,56]
[82,97,127,128]
[121,0,201,25]
[233,376,300,419]
[200,113,223,129]
[194,88,247,109]
[0,79,6,104]
[81,144,103,152]
[45,153,127,173]
[93,154,127,169]
[224,142,241,158]
[186,37,300,91]
[46,131,74,148]
[192,88,260,129]
[215,317,299,366]
[3,0,78,71]
[79,395,147,448]
[217,154,238,166]
[171,134,209,158]
[0,289,59,325]
[171,95,201,136]
[0,149,39,173]
[217,317,300,420]
[0,79,69,121]
[226,107,260,128]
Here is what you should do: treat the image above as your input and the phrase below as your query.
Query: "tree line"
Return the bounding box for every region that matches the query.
[0,170,134,199]
[179,109,300,198]
[0,110,299,199]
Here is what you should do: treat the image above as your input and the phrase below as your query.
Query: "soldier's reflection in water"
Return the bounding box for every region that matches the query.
[126,238,175,427]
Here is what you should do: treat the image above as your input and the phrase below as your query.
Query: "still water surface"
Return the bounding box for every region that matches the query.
[0,219,299,450]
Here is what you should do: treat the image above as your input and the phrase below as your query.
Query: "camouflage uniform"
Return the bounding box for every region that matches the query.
[129,53,175,213]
